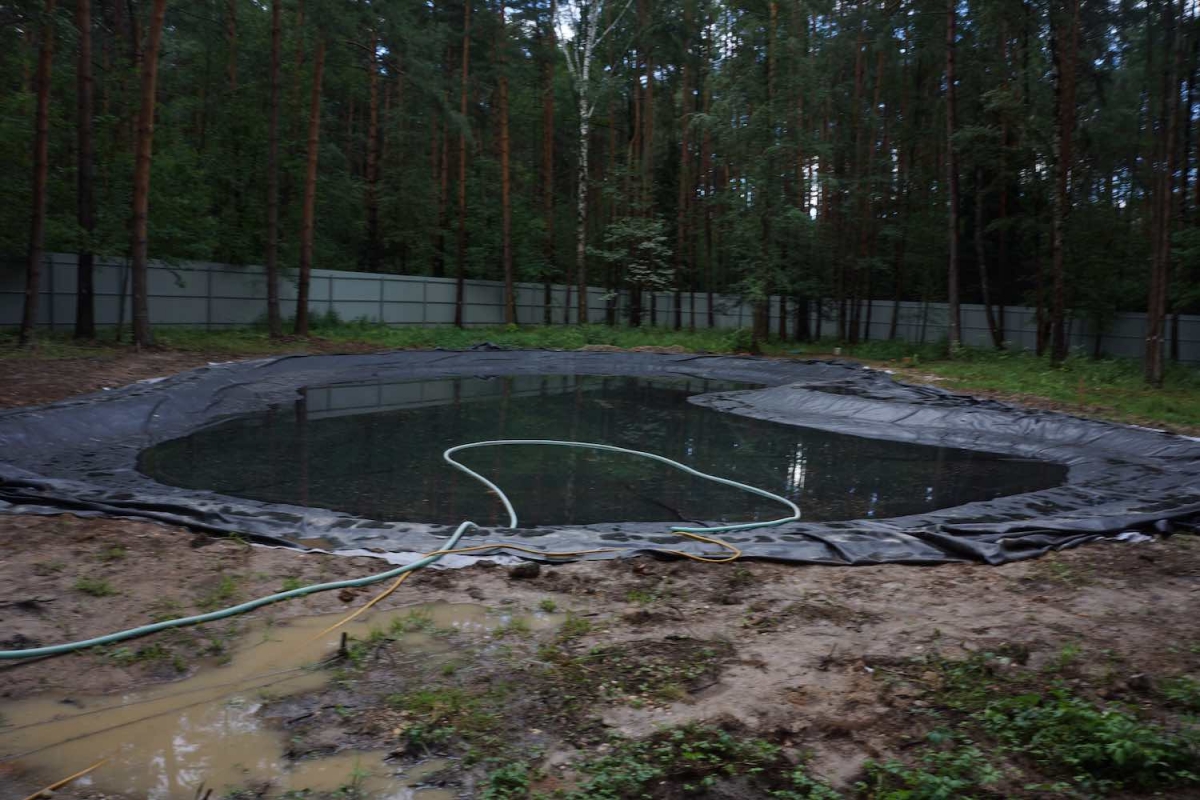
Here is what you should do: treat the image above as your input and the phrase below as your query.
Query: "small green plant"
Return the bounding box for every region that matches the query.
[98,545,127,562]
[538,598,558,613]
[563,724,826,798]
[728,566,755,588]
[198,574,239,611]
[331,758,373,799]
[624,588,659,605]
[481,760,533,799]
[74,576,115,596]
[106,642,176,667]
[1160,675,1200,712]
[32,560,66,576]
[280,576,305,591]
[390,608,437,634]
[558,613,592,640]
[493,616,532,638]
[860,730,1002,800]
[148,599,183,622]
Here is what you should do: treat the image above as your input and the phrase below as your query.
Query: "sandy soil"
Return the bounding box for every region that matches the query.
[0,350,1197,799]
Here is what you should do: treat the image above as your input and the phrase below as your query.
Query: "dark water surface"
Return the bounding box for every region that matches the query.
[139,375,1067,527]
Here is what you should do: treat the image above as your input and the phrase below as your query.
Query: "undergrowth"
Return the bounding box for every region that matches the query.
[878,651,1200,797]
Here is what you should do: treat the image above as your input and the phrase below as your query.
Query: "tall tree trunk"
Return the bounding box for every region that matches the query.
[975,166,1002,348]
[75,0,96,340]
[454,0,471,329]
[1049,0,1080,364]
[944,0,962,352]
[541,0,556,326]
[498,1,515,324]
[18,0,57,347]
[295,38,326,337]
[1146,0,1183,384]
[434,111,449,277]
[574,99,590,324]
[365,27,381,272]
[130,0,167,349]
[702,81,715,329]
[673,2,692,332]
[265,0,282,338]
[225,0,237,91]
[847,26,866,345]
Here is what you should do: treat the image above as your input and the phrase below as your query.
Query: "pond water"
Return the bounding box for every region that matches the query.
[139,375,1066,527]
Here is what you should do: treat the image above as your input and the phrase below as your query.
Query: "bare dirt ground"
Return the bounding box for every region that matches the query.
[1,350,1198,799]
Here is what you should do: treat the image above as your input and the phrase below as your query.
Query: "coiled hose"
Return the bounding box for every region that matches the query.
[0,440,800,661]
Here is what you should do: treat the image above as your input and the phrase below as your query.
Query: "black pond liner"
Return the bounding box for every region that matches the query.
[0,349,1197,565]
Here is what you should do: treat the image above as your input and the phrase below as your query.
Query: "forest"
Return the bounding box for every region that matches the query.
[2,0,1198,383]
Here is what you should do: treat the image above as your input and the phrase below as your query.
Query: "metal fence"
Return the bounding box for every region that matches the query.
[3,253,1198,364]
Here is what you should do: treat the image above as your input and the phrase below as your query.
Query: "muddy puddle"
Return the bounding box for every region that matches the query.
[0,602,559,798]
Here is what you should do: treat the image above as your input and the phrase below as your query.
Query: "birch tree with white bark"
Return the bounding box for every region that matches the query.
[556,0,634,324]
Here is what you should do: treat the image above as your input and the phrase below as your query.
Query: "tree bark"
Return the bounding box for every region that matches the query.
[295,38,326,337]
[75,0,96,340]
[265,0,282,338]
[1145,0,1183,384]
[130,0,167,349]
[1049,0,1080,364]
[541,0,556,326]
[975,165,1002,348]
[225,0,237,91]
[673,2,692,332]
[19,0,57,347]
[454,0,471,328]
[944,0,962,352]
[365,27,381,272]
[498,1,515,324]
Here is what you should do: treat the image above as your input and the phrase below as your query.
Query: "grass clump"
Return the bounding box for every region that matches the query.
[563,724,838,799]
[859,730,1004,799]
[97,545,127,562]
[910,651,1200,794]
[197,574,239,611]
[74,576,116,597]
[1160,675,1200,712]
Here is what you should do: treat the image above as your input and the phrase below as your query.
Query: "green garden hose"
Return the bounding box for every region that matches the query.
[0,440,800,661]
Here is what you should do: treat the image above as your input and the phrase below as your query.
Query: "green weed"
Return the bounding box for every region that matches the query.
[480,760,533,799]
[74,576,115,596]
[1160,675,1200,712]
[921,651,1200,792]
[859,731,1003,799]
[563,724,837,798]
[97,546,127,562]
[197,574,239,611]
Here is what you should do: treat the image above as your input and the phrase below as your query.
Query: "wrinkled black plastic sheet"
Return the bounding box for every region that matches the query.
[1,349,1197,565]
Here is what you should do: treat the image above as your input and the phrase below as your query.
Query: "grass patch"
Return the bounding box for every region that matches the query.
[901,650,1200,794]
[560,723,838,799]
[196,574,239,611]
[537,636,733,711]
[5,324,1196,430]
[843,340,1200,433]
[97,545,127,563]
[74,576,116,596]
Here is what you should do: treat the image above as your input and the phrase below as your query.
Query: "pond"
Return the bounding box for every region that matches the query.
[139,375,1067,527]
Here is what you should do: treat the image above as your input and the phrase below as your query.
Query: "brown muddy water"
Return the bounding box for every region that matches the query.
[0,602,560,798]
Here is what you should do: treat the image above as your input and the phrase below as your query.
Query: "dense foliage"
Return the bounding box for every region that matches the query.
[2,0,1198,367]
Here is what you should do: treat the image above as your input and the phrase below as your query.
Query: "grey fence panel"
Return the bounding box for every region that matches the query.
[2,253,1198,363]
